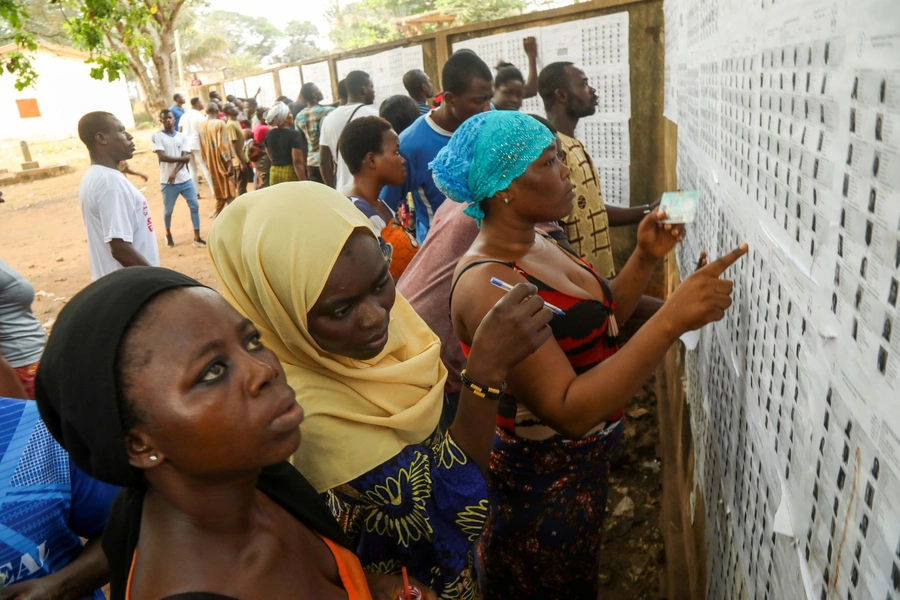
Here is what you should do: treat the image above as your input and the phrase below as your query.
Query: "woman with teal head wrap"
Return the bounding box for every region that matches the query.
[430,110,556,225]
[440,110,746,599]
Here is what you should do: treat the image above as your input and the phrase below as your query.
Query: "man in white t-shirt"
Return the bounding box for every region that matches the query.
[77,111,160,281]
[319,70,379,194]
[152,109,205,249]
[178,97,214,197]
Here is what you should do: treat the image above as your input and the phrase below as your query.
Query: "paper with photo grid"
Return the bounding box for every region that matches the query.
[453,12,632,206]
[665,0,900,597]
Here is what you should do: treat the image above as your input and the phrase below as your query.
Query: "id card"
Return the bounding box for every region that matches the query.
[659,190,698,224]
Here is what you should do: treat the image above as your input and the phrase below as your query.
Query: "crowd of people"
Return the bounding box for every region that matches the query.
[0,33,748,600]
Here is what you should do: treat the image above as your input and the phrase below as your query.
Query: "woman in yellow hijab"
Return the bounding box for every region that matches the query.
[208,182,552,599]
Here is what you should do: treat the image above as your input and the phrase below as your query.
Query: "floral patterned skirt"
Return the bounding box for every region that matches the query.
[477,418,624,600]
[12,361,38,400]
[328,429,488,599]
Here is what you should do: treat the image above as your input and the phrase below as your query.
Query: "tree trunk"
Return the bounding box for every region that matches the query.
[104,0,185,121]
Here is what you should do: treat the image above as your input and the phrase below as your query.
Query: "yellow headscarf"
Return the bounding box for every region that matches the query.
[208,182,445,492]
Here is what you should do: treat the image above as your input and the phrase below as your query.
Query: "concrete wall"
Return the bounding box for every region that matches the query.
[1,46,135,143]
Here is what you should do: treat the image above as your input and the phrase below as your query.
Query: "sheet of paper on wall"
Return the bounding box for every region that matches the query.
[662,0,680,122]
[579,12,629,67]
[242,75,259,102]
[539,20,583,66]
[665,0,900,596]
[574,120,630,163]
[598,163,630,207]
[278,67,302,103]
[256,72,278,108]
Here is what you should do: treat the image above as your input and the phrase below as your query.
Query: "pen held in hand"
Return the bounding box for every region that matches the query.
[490,277,566,316]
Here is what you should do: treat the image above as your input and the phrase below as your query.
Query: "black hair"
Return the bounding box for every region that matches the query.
[247,98,258,111]
[301,82,318,103]
[277,95,292,104]
[339,116,392,175]
[538,61,574,107]
[442,51,492,96]
[256,107,266,121]
[337,79,348,102]
[402,69,428,96]
[495,60,514,70]
[159,108,173,118]
[190,97,202,108]
[77,111,116,149]
[495,66,525,89]
[173,93,183,101]
[379,95,420,135]
[345,70,371,98]
[527,113,558,136]
[226,94,236,103]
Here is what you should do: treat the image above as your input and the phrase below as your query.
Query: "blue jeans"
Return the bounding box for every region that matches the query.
[160,180,200,230]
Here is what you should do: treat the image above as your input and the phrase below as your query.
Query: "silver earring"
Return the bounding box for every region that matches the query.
[503,197,510,204]
[149,455,158,461]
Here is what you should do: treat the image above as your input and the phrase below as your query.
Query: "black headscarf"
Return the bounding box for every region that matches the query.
[34,267,353,599]
[35,267,204,487]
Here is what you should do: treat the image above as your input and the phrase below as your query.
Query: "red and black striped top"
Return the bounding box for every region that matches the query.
[455,256,623,437]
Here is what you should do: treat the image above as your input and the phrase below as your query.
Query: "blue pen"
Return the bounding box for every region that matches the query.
[490,277,566,316]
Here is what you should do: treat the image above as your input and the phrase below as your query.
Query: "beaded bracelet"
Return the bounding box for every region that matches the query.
[460,369,507,400]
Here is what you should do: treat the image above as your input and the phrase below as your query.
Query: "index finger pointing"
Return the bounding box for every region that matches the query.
[702,243,749,277]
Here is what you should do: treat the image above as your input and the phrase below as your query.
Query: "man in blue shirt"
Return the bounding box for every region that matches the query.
[382,51,494,243]
[0,396,118,598]
[169,94,186,130]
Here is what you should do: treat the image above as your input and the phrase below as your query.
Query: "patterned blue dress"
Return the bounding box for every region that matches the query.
[327,429,487,599]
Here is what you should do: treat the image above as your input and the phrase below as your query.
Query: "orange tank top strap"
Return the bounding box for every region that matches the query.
[125,543,373,600]
[125,549,137,600]
[317,534,375,600]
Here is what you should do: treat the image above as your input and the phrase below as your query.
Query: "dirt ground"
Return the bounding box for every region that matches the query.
[1,130,225,320]
[600,374,667,599]
[0,131,666,599]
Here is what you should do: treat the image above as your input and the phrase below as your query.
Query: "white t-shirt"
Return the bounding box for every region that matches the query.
[151,131,192,185]
[319,103,379,194]
[179,108,206,150]
[79,165,160,280]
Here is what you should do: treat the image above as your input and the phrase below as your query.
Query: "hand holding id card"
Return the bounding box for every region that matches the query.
[659,190,698,224]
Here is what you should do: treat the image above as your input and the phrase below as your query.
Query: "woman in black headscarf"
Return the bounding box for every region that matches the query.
[34,266,548,600]
[34,267,418,600]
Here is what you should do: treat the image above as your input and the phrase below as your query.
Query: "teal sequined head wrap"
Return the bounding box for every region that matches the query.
[430,111,556,226]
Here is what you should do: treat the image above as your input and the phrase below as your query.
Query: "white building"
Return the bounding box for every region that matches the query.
[0,42,135,142]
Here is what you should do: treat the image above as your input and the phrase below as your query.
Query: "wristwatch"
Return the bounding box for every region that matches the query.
[642,204,652,215]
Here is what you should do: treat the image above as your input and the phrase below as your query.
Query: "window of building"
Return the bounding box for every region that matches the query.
[16,99,41,118]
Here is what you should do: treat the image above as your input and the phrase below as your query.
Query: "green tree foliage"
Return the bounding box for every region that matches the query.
[179,10,291,77]
[280,19,322,64]
[0,0,185,116]
[434,0,526,24]
[326,0,529,51]
[326,0,431,50]
[0,0,39,90]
